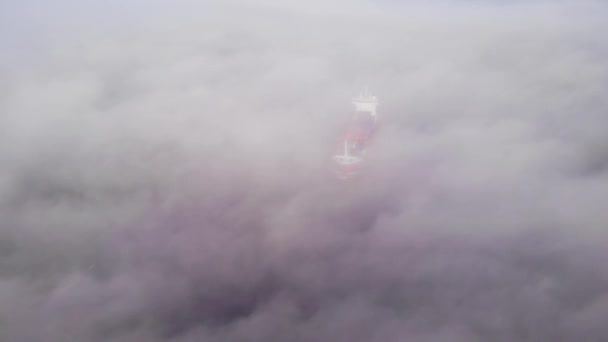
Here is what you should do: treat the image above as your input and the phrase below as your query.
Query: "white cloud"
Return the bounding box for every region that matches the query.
[1,0,608,340]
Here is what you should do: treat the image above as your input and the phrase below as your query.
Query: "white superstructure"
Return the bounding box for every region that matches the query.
[352,90,378,122]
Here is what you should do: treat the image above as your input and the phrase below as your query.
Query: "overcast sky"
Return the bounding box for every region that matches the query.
[1,0,608,341]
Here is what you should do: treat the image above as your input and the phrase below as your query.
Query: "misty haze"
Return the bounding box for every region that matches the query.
[2,0,608,341]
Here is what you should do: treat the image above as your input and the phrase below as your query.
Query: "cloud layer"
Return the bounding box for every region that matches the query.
[2,0,608,341]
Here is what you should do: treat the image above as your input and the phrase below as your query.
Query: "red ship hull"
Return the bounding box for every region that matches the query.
[332,92,378,180]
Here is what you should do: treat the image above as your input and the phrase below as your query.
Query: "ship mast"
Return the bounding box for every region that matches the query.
[344,140,349,158]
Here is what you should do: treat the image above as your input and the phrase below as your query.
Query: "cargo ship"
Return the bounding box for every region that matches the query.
[332,91,378,180]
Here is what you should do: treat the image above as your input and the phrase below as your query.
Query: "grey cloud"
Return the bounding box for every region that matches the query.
[1,0,608,341]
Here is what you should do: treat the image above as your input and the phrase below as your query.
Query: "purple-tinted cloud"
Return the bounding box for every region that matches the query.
[1,0,608,341]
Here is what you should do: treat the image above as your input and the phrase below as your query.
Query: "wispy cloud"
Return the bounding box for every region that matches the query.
[1,0,608,340]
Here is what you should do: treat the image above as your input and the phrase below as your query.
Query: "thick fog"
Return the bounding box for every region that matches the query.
[2,0,608,341]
